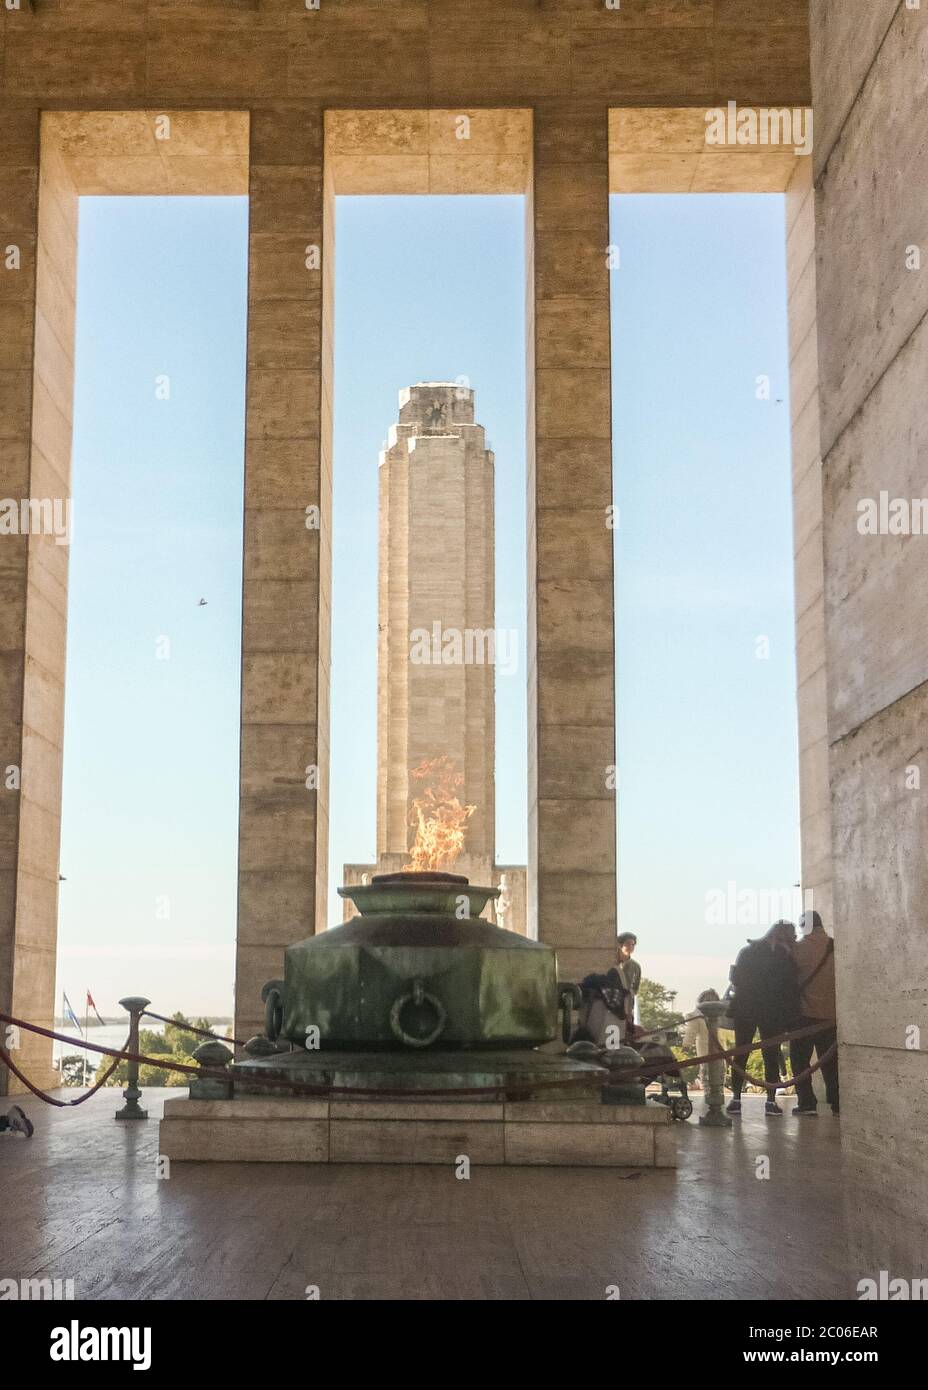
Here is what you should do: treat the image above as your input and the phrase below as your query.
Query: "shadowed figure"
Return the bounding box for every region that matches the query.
[726,920,801,1117]
[790,909,839,1116]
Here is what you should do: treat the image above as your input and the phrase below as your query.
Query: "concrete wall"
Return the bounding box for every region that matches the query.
[810,0,928,1265]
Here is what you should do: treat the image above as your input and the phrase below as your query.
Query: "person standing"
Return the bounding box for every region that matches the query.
[790,909,839,1116]
[683,989,720,1092]
[616,933,641,1039]
[578,934,640,1047]
[726,920,801,1117]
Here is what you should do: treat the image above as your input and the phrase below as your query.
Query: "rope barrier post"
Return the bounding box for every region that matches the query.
[190,1041,235,1099]
[697,1000,732,1128]
[115,996,150,1121]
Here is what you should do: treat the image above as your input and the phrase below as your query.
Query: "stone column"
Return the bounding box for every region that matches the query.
[786,158,832,929]
[0,109,63,1094]
[236,108,331,1041]
[527,104,616,979]
[811,0,928,1266]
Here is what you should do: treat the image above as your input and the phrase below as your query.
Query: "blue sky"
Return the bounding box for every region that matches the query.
[611,194,799,1000]
[55,189,798,1018]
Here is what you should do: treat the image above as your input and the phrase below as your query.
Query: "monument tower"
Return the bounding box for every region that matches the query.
[344,383,526,933]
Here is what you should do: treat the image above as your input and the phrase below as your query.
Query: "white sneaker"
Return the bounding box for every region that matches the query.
[7,1105,34,1138]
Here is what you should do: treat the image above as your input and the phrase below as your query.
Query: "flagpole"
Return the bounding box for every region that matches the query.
[83,989,89,1088]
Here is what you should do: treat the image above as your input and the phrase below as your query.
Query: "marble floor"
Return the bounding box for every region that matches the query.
[0,1088,866,1300]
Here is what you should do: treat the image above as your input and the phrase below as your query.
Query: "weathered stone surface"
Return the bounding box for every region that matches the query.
[823,311,928,744]
[331,1119,505,1166]
[839,1044,928,1250]
[330,1101,503,1122]
[161,1117,329,1163]
[504,1120,653,1166]
[810,0,900,177]
[829,682,928,1052]
[609,106,805,194]
[158,1094,672,1167]
[811,0,928,1236]
[815,4,928,459]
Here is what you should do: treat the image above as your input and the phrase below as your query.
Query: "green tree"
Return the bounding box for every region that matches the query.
[93,1051,193,1088]
[59,1053,87,1087]
[139,1027,170,1055]
[637,978,684,1033]
[163,1013,215,1058]
[91,1012,216,1088]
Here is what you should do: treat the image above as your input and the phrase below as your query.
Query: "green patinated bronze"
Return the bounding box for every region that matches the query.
[265,873,559,1051]
[233,1047,607,1099]
[115,996,150,1121]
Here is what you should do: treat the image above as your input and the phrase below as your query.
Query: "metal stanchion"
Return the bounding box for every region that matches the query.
[115,996,150,1121]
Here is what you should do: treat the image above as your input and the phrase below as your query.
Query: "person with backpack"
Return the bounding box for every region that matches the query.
[577,933,641,1048]
[789,909,839,1116]
[726,920,802,1117]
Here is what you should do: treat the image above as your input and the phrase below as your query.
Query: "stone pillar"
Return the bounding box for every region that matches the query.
[786,157,832,929]
[0,109,63,1095]
[376,385,496,863]
[528,104,616,979]
[810,0,928,1265]
[236,108,331,1041]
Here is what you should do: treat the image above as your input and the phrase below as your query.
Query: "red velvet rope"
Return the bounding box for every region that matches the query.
[141,1010,248,1049]
[0,1037,128,1107]
[0,1010,837,1103]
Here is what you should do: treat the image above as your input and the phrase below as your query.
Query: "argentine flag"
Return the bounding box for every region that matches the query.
[63,993,83,1035]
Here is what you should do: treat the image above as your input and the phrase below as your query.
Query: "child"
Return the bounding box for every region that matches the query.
[682,989,720,1091]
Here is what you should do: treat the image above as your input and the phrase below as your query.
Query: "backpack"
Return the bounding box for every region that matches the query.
[576,972,630,1046]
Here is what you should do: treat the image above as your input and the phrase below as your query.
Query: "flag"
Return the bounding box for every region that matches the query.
[86,991,106,1027]
[63,992,83,1034]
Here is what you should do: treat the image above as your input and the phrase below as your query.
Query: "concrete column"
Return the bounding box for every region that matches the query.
[528,103,616,979]
[0,109,62,1094]
[786,157,832,929]
[236,108,331,1041]
[811,0,928,1264]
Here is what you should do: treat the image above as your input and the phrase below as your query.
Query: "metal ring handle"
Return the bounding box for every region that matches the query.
[389,979,447,1048]
[558,982,583,1044]
[264,986,283,1043]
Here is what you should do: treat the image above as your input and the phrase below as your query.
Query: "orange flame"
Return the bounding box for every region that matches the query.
[404,756,475,872]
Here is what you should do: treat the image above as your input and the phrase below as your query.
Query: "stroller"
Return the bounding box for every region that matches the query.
[636,1027,693,1121]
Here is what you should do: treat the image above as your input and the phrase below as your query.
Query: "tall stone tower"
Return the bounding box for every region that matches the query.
[344,383,526,933]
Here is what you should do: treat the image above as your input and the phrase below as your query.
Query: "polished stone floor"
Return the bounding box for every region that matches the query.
[0,1088,861,1299]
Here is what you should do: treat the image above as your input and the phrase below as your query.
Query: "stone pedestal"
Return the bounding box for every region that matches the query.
[160,1094,675,1169]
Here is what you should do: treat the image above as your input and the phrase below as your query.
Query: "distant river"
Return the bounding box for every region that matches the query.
[52,1021,165,1066]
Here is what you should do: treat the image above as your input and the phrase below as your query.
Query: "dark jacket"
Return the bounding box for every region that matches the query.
[581,968,629,1018]
[729,939,801,1027]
